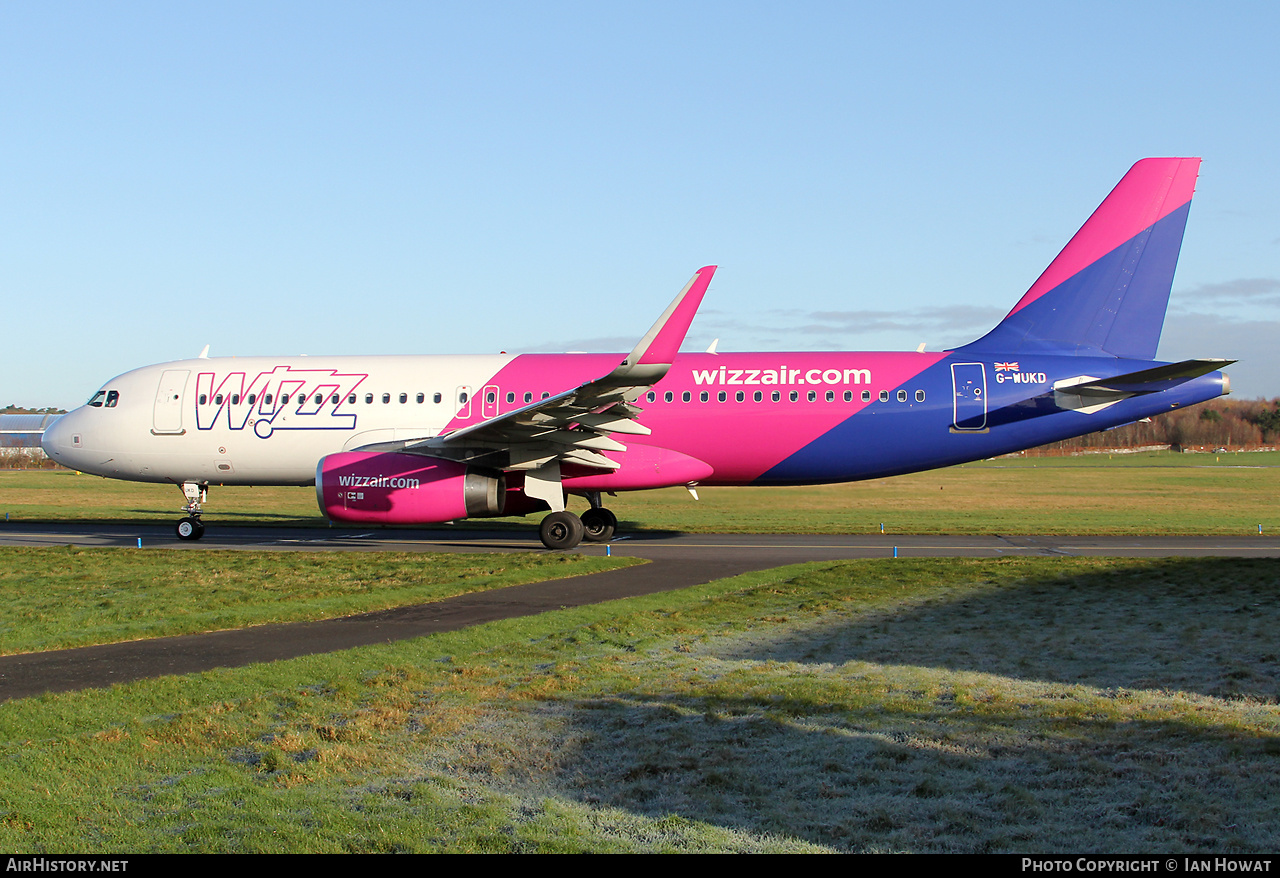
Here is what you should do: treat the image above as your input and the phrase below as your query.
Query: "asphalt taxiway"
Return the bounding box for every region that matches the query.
[3,522,1279,701]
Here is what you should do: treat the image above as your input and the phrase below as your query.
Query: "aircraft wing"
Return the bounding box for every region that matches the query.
[402,266,717,475]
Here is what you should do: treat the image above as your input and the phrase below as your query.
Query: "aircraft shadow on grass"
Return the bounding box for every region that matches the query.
[390,558,1280,852]
[715,557,1280,702]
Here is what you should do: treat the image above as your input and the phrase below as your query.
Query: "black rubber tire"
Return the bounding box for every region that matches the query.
[176,517,205,541]
[539,511,584,550]
[580,507,617,542]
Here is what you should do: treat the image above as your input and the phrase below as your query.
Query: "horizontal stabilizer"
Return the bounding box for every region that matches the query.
[1053,358,1233,414]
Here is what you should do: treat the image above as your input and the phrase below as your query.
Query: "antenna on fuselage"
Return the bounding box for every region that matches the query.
[198,345,210,359]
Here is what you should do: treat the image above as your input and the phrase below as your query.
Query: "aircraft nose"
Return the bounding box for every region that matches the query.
[40,413,77,466]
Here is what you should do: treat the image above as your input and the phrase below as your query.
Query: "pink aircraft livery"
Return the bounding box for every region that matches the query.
[42,158,1232,548]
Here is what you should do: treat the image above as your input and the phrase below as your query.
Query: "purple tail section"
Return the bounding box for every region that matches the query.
[959,158,1200,359]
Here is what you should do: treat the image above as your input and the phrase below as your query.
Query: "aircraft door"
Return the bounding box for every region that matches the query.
[153,370,190,434]
[482,384,500,419]
[454,385,473,420]
[950,363,987,432]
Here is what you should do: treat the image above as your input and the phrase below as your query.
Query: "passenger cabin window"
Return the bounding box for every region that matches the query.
[646,392,656,403]
[879,390,889,402]
[231,394,240,405]
[434,393,443,404]
[735,391,744,402]
[486,391,495,404]
[825,390,834,402]
[382,393,391,404]
[665,391,673,403]
[808,391,817,402]
[523,392,532,403]
[717,391,726,402]
[753,391,762,402]
[771,391,780,402]
[365,393,373,404]
[348,394,356,404]
[789,391,798,402]
[700,391,709,402]
[416,393,424,403]
[330,393,339,404]
[215,394,224,405]
[399,393,408,403]
[459,392,469,404]
[682,391,691,402]
[844,391,852,402]
[505,392,515,404]
[897,390,908,402]
[198,394,207,405]
[862,390,871,402]
[280,393,289,404]
[916,390,926,402]
[105,390,119,408]
[87,391,106,407]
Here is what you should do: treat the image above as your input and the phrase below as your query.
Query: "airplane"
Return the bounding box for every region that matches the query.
[41,157,1232,549]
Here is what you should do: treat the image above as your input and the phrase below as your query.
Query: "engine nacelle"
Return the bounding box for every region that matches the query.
[316,452,505,524]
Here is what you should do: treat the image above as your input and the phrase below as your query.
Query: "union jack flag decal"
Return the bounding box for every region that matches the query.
[994,362,1019,371]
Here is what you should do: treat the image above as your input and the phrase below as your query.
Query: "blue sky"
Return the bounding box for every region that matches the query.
[4,2,1279,408]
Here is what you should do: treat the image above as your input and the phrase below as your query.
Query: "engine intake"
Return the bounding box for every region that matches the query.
[316,452,505,524]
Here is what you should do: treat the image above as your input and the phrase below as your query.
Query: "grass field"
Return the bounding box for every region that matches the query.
[3,449,1279,535]
[0,547,637,656]
[3,455,1278,852]
[1,555,1277,852]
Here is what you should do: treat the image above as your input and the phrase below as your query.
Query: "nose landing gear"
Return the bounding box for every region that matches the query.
[175,482,208,541]
[176,516,205,541]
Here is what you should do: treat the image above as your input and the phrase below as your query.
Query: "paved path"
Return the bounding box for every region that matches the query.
[4,522,1279,700]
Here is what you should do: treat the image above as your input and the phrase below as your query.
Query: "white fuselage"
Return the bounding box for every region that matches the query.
[43,354,521,486]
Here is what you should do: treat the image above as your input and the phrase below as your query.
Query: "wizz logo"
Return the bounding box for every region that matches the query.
[195,366,368,437]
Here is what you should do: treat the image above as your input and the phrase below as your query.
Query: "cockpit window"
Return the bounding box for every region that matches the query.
[87,390,106,407]
[105,390,119,408]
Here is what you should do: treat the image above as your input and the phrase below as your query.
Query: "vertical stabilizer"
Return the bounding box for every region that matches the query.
[958,157,1200,359]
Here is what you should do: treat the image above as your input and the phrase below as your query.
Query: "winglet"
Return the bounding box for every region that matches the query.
[609,265,716,382]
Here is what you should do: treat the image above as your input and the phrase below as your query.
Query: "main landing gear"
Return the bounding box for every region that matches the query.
[175,482,208,541]
[580,507,617,542]
[538,493,618,550]
[539,511,584,550]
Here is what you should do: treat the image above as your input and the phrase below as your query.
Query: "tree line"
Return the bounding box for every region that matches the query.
[1033,398,1280,453]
